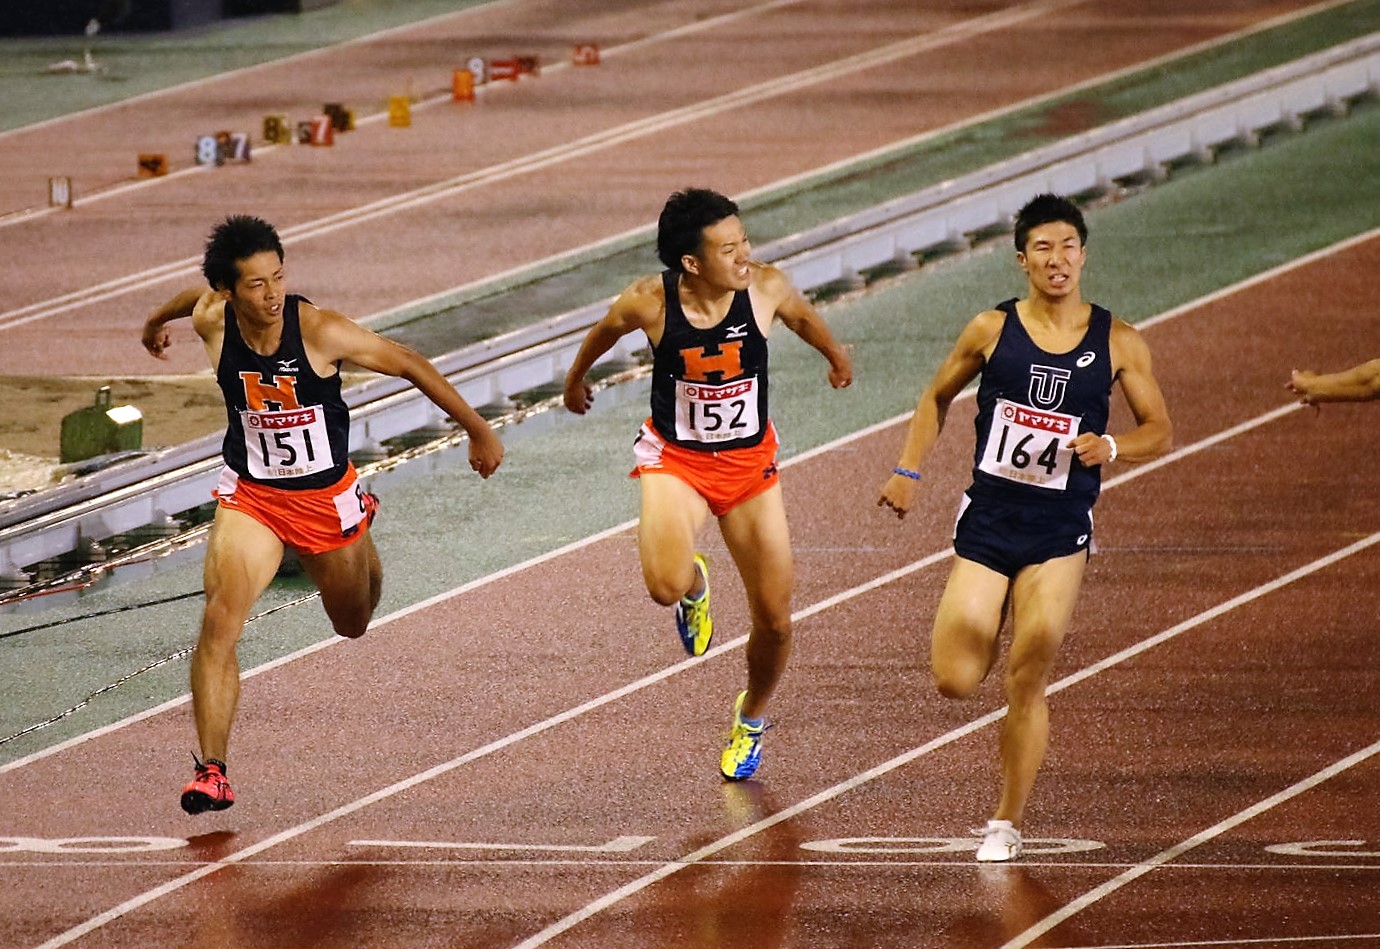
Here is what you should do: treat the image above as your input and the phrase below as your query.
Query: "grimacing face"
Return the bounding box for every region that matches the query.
[685,215,752,291]
[1016,220,1085,300]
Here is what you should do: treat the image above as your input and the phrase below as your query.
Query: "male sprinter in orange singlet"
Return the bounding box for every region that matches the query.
[143,215,504,813]
[878,194,1172,861]
[563,188,853,780]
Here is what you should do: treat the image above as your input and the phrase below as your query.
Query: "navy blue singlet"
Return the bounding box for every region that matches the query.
[969,298,1113,507]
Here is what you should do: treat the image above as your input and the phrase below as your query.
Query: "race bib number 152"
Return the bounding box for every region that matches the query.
[674,377,761,444]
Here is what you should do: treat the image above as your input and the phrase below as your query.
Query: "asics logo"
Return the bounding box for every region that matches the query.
[1076,352,1096,368]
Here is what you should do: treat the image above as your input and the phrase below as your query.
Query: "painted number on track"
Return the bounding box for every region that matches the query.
[0,837,187,853]
[801,837,1106,855]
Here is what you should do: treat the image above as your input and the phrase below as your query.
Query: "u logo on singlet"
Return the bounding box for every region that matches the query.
[1028,365,1071,411]
[239,372,302,411]
[680,342,743,382]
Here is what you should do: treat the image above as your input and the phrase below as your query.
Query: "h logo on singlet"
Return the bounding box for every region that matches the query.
[239,371,302,411]
[680,342,743,382]
[1028,365,1071,411]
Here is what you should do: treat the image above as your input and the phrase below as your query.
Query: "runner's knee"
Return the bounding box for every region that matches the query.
[644,561,695,606]
[933,663,984,700]
[330,611,370,639]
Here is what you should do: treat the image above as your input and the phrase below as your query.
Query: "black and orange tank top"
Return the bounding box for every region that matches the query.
[217,294,351,490]
[649,270,770,452]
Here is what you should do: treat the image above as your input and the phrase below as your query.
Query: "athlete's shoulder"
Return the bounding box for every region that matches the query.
[190,290,226,337]
[1108,315,1147,348]
[1108,316,1155,372]
[748,260,794,297]
[612,273,668,323]
[968,306,1009,337]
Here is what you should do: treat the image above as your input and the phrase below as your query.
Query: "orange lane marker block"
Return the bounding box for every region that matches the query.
[48,176,73,208]
[572,43,600,66]
[388,95,412,127]
[137,153,168,177]
[308,115,334,146]
[452,68,475,102]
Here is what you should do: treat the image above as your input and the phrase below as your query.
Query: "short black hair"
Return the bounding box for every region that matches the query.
[202,215,284,290]
[656,188,740,272]
[1013,193,1087,252]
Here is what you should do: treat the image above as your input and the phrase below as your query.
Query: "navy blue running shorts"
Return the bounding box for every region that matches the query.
[952,491,1093,579]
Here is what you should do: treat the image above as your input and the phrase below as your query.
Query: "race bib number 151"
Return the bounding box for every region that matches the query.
[242,406,334,480]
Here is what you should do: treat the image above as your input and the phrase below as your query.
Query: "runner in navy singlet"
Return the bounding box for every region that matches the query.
[878,194,1173,862]
[143,215,504,813]
[564,188,852,780]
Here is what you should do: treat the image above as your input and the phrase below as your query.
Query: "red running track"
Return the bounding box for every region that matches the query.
[1,235,1378,946]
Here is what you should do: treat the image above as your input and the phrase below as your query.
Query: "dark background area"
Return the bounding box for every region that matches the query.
[0,0,338,35]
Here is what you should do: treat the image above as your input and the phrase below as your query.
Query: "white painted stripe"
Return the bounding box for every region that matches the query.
[0,0,533,142]
[1020,934,1380,948]
[1000,736,1380,948]
[513,532,1380,948]
[9,858,1380,874]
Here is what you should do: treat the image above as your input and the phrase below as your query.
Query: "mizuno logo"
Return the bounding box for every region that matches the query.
[724,323,748,339]
[276,358,298,373]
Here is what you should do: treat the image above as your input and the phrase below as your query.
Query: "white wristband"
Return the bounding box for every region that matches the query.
[1100,433,1118,463]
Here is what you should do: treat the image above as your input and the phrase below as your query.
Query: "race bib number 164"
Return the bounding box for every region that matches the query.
[978,398,1081,491]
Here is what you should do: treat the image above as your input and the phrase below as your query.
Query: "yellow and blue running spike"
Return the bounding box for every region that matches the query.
[720,690,769,781]
[674,553,713,656]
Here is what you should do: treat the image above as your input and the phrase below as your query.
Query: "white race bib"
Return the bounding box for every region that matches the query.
[673,377,761,444]
[241,406,335,480]
[978,398,1081,491]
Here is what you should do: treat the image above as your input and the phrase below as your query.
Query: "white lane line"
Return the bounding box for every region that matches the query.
[26,397,1348,949]
[513,531,1380,948]
[1030,935,1380,948]
[999,737,1380,948]
[0,0,1082,330]
[10,859,1380,873]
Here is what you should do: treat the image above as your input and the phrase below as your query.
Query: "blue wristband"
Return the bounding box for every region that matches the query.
[892,467,922,481]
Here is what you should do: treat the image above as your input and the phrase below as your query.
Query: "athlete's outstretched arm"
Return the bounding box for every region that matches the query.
[1287,359,1380,404]
[878,310,999,519]
[311,307,504,478]
[563,277,660,415]
[142,286,209,359]
[765,267,852,389]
